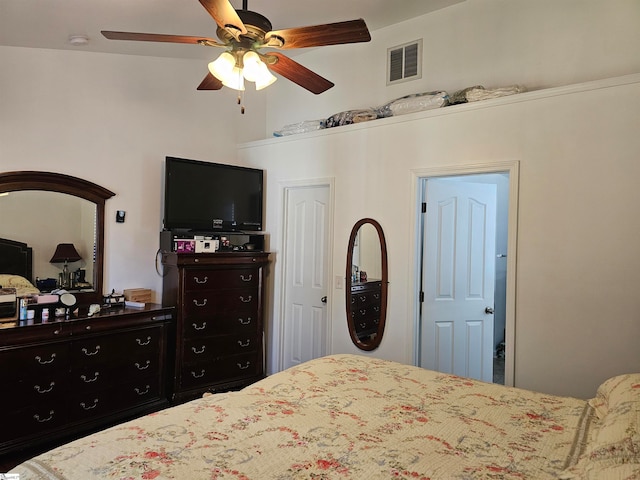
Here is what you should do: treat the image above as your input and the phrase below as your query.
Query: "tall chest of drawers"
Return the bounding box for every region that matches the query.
[0,304,173,457]
[161,251,270,403]
[350,280,383,342]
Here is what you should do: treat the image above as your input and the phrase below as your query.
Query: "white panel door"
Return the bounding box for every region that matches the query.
[282,185,330,369]
[420,179,497,382]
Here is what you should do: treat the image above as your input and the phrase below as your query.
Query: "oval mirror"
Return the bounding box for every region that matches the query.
[345,218,388,351]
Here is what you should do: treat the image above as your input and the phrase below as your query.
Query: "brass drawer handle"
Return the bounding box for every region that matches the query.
[192,321,207,330]
[191,345,206,355]
[373,306,380,312]
[80,399,99,410]
[238,339,251,348]
[359,295,367,302]
[239,295,252,303]
[373,293,380,300]
[34,410,54,423]
[194,275,208,284]
[136,336,151,346]
[360,323,367,329]
[237,361,251,370]
[82,346,101,356]
[34,382,55,394]
[81,372,100,383]
[191,369,205,378]
[193,299,208,307]
[35,353,56,365]
[238,317,252,325]
[134,385,150,396]
[240,274,253,282]
[135,360,151,370]
[359,309,367,316]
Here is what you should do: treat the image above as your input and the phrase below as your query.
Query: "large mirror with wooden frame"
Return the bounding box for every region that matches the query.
[0,171,115,305]
[345,218,388,350]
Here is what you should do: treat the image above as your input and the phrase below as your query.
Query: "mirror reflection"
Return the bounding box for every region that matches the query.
[0,171,114,305]
[346,218,388,351]
[0,190,97,291]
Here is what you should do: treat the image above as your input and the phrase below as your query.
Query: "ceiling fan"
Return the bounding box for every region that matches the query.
[101,0,371,97]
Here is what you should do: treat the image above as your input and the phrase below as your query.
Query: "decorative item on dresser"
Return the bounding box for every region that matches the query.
[161,251,271,403]
[0,304,173,459]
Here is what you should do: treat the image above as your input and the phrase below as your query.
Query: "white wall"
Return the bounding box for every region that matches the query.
[240,76,640,399]
[0,46,266,300]
[264,0,640,136]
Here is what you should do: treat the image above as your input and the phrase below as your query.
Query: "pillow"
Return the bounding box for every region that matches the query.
[0,274,40,296]
[589,374,640,419]
[578,373,640,465]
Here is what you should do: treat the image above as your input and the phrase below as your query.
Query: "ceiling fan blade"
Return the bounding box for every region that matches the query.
[199,0,247,37]
[265,19,371,49]
[197,73,223,91]
[264,53,334,95]
[101,31,224,47]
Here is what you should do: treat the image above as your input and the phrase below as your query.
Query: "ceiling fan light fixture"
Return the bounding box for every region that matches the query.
[254,64,277,90]
[241,51,262,82]
[221,66,245,91]
[241,51,277,90]
[208,51,236,82]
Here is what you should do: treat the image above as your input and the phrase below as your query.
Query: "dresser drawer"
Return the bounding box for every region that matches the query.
[4,403,68,440]
[351,291,381,309]
[68,376,163,422]
[0,342,69,383]
[185,289,259,316]
[180,353,261,389]
[70,326,163,368]
[4,375,69,411]
[184,313,259,339]
[72,348,161,392]
[184,268,259,291]
[183,334,259,364]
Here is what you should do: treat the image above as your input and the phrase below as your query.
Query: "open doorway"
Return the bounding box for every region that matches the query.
[412,162,518,386]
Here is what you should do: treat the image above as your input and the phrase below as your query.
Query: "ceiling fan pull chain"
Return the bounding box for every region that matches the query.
[237,91,246,114]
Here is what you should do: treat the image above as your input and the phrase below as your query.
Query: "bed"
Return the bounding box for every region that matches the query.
[9,354,640,479]
[0,237,34,284]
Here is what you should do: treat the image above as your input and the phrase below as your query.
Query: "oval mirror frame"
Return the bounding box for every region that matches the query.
[345,218,388,351]
[0,171,115,305]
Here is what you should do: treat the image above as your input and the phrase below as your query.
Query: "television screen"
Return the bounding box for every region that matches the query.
[163,157,263,232]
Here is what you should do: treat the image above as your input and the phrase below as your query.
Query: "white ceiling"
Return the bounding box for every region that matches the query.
[0,0,463,60]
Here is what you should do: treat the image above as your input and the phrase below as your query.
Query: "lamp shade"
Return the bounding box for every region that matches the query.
[50,243,82,263]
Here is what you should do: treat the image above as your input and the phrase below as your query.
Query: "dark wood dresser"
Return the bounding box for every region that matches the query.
[350,280,382,342]
[0,304,173,457]
[161,251,270,403]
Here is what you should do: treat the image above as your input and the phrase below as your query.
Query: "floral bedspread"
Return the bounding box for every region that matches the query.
[12,354,594,480]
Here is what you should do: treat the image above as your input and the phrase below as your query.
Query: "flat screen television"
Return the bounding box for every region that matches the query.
[163,156,263,232]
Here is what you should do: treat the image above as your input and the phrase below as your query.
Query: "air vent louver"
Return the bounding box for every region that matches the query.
[387,39,422,85]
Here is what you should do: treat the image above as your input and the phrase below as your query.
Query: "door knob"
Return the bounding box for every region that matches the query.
[485,307,494,314]
[321,296,327,304]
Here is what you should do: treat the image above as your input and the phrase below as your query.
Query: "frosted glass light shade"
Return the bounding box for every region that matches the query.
[242,51,262,82]
[208,52,235,81]
[222,66,245,91]
[254,63,277,90]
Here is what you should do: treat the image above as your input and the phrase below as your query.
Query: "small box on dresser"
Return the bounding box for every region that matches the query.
[161,251,270,403]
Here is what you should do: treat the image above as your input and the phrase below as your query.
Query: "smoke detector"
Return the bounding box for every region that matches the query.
[68,35,90,46]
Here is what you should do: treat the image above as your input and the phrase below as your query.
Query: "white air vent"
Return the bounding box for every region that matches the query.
[387,39,422,85]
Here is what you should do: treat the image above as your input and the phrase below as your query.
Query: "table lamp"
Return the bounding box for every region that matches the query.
[50,243,82,288]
